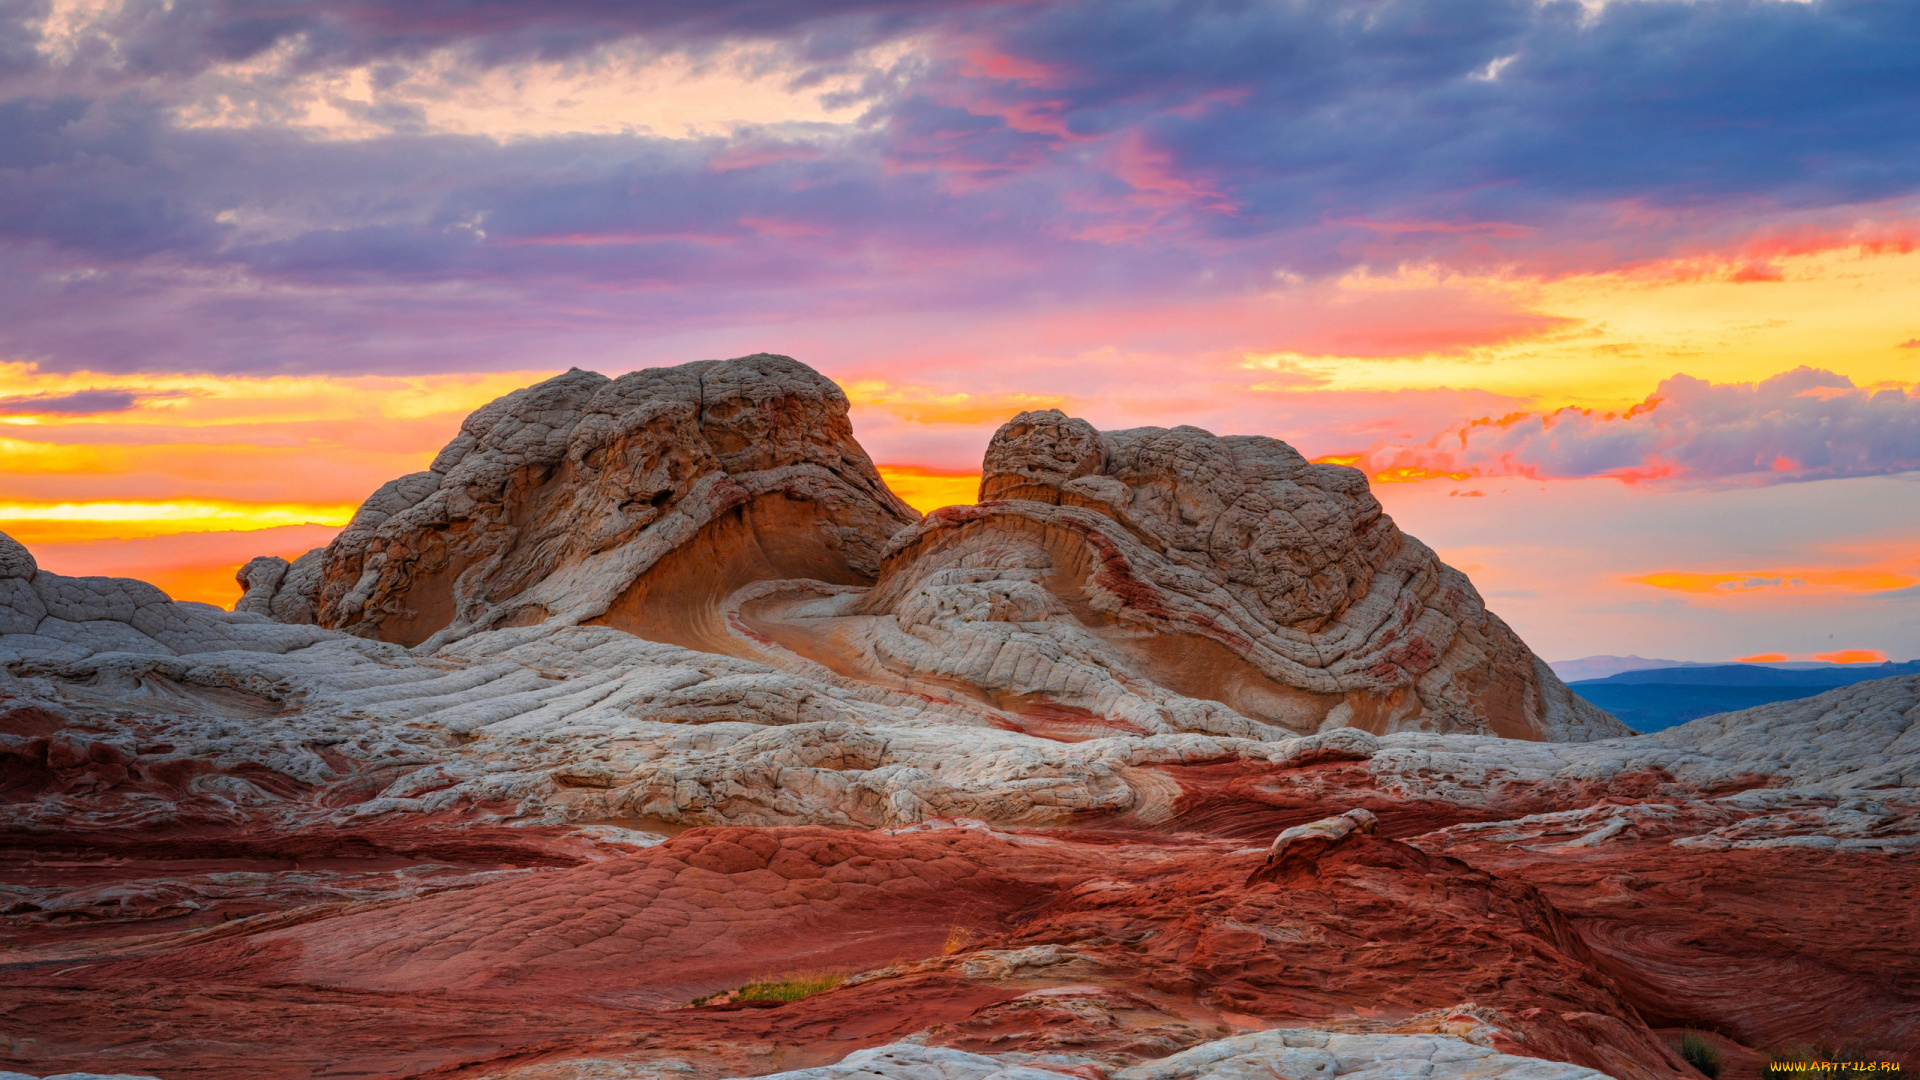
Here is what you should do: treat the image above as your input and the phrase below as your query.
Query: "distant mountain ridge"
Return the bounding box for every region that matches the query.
[1548,654,1910,681]
[1556,656,1920,732]
[1548,655,1710,681]
[1582,660,1920,687]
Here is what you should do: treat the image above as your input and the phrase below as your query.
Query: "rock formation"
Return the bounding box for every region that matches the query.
[1247,807,1378,885]
[242,364,1618,744]
[239,355,918,649]
[0,355,1913,1080]
[848,410,1618,742]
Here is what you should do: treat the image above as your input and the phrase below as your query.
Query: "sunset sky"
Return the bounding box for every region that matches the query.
[1,0,1916,663]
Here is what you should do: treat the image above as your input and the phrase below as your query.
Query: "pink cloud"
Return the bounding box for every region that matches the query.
[1335,367,1920,487]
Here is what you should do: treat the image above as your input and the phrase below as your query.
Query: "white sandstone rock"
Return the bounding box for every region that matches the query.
[729,1032,1613,1080]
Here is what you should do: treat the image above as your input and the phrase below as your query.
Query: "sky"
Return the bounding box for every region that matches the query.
[0,0,1916,663]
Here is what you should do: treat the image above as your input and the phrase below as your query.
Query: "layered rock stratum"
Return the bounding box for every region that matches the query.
[0,355,1913,1080]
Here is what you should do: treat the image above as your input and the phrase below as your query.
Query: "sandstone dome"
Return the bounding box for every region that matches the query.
[238,354,1620,744]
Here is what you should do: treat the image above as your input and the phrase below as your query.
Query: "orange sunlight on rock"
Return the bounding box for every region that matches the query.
[876,465,981,515]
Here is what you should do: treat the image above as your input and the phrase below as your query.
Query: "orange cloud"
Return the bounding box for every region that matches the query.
[1735,653,1789,662]
[0,499,359,545]
[0,364,546,427]
[1313,366,1920,490]
[1631,568,1920,595]
[1812,649,1888,664]
[28,524,341,607]
[877,465,980,516]
[1232,227,1920,412]
[847,380,1070,426]
[0,366,555,604]
[1368,465,1473,484]
[1309,455,1473,485]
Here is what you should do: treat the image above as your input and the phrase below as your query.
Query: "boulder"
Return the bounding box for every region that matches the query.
[1246,807,1378,885]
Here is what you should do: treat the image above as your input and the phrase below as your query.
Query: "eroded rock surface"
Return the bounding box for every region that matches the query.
[1,357,1914,1080]
[731,1031,1616,1080]
[833,410,1621,743]
[242,354,917,649]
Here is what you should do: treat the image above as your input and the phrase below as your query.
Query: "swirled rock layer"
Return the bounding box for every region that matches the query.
[0,357,1913,1080]
[239,354,917,649]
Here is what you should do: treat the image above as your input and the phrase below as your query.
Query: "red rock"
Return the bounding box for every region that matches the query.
[0,823,1709,1079]
[1,361,1914,1080]
[1415,805,1920,1058]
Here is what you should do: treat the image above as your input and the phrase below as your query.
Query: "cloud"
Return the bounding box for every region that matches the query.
[1813,648,1888,663]
[26,523,342,607]
[1345,368,1920,486]
[0,388,144,414]
[0,497,356,545]
[0,0,1914,375]
[1631,568,1920,595]
[17,0,949,80]
[845,379,1071,425]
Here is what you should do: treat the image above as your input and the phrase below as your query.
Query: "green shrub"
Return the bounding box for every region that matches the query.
[1681,1033,1723,1079]
[734,972,846,1003]
[690,971,846,1007]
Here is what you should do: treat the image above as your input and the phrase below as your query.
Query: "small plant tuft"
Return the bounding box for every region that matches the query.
[942,924,979,955]
[1680,1033,1723,1079]
[689,970,845,1008]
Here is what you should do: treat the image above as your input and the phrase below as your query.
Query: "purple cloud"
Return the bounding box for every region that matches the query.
[1356,368,1920,486]
[0,0,1913,377]
[0,388,147,415]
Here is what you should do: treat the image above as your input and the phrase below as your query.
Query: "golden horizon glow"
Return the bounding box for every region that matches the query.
[0,499,359,545]
[1310,455,1481,486]
[0,364,556,426]
[1630,567,1920,595]
[1245,234,1920,411]
[0,367,553,519]
[149,561,252,607]
[848,380,1072,426]
[877,465,981,515]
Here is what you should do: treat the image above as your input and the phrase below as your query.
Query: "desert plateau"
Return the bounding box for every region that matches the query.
[4,1,1918,1076]
[1,356,1912,1080]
